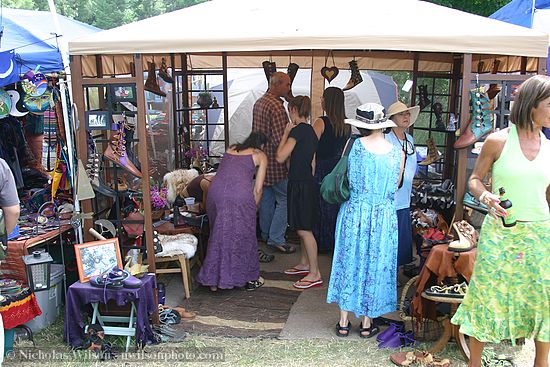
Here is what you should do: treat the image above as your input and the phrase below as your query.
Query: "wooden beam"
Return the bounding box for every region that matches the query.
[81,77,137,86]
[70,55,94,242]
[222,52,229,148]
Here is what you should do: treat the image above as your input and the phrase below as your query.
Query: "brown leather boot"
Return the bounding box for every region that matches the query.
[419,137,443,166]
[158,58,173,84]
[343,60,363,91]
[144,62,166,97]
[104,121,142,178]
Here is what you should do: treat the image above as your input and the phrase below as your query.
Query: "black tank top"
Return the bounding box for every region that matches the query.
[316,116,349,160]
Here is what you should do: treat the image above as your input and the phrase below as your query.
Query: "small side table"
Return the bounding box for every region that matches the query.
[421,292,470,362]
[64,274,157,350]
[86,301,137,352]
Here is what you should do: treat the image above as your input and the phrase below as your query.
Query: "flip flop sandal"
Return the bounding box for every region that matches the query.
[293,278,323,289]
[284,267,310,275]
[359,322,380,339]
[335,321,351,337]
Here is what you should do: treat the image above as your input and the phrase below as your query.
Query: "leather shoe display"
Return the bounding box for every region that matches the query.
[104,116,142,178]
[454,90,493,149]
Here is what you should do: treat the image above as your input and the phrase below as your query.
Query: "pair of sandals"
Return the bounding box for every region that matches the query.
[390,351,450,366]
[336,320,379,338]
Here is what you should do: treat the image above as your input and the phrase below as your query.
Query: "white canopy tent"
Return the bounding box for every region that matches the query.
[69,0,548,58]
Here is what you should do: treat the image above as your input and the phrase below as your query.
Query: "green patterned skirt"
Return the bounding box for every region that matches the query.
[451,216,550,343]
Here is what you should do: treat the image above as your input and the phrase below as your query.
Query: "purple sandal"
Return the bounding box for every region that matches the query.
[378,330,415,348]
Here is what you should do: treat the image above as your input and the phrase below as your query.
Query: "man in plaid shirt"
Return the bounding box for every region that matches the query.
[252,72,296,254]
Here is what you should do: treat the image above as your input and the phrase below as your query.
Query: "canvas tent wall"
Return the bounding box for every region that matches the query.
[1,8,100,73]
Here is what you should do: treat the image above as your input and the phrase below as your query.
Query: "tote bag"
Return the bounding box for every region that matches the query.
[320,136,357,204]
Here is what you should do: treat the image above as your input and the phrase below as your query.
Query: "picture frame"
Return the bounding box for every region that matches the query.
[111,84,137,103]
[85,110,111,131]
[74,239,123,283]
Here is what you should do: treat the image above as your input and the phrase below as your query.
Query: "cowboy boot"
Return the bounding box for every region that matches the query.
[104,121,142,178]
[343,60,363,91]
[158,58,173,84]
[419,137,443,166]
[418,85,431,111]
[454,91,493,149]
[262,60,277,84]
[286,62,299,99]
[144,62,166,97]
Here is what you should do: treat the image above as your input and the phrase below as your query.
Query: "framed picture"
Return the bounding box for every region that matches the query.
[111,84,136,103]
[74,239,123,283]
[85,110,111,131]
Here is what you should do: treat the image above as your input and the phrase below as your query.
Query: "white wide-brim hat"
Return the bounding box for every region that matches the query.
[387,101,420,127]
[344,103,397,130]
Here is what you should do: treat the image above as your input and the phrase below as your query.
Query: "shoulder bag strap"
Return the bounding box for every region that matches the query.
[342,135,359,158]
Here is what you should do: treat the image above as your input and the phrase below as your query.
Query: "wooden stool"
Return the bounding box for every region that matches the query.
[151,221,202,299]
[421,292,470,362]
[153,254,198,299]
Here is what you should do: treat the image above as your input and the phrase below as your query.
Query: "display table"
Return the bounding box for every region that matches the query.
[1,225,72,282]
[412,244,476,322]
[0,288,42,329]
[64,273,157,349]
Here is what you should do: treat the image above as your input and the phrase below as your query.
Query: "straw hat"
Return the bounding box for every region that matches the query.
[387,101,420,127]
[344,103,396,130]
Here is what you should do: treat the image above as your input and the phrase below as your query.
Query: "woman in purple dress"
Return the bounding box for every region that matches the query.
[196,132,268,291]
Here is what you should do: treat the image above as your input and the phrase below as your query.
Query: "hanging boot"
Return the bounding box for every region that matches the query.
[419,137,443,166]
[286,62,299,99]
[454,90,493,149]
[144,62,166,97]
[418,85,431,111]
[113,114,141,172]
[486,60,502,100]
[86,133,119,197]
[158,58,173,84]
[343,60,363,91]
[262,60,277,84]
[104,120,142,178]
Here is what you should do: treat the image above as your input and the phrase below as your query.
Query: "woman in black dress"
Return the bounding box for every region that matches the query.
[276,96,322,289]
[311,87,350,253]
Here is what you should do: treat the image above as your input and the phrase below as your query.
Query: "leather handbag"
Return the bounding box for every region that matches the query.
[320,136,358,204]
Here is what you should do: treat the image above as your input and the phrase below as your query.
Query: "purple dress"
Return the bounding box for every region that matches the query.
[196,153,259,289]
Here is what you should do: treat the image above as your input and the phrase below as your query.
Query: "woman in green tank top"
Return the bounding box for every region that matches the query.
[452,75,550,367]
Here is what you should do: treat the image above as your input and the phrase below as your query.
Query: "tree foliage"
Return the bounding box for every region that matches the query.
[427,0,510,17]
[3,0,509,29]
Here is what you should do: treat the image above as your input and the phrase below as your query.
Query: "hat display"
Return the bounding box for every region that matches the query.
[387,101,420,127]
[344,103,396,130]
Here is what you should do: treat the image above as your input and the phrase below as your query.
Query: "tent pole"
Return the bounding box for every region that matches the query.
[47,0,83,244]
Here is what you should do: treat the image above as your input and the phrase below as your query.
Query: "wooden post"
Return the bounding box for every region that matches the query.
[134,54,160,324]
[454,54,472,221]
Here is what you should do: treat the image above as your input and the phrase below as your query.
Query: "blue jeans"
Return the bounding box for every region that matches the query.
[259,179,288,247]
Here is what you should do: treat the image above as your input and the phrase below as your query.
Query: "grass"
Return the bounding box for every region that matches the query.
[6,304,536,366]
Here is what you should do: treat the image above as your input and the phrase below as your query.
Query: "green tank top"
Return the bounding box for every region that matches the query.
[492,124,550,221]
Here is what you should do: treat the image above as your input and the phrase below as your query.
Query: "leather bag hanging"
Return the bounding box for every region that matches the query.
[320,136,358,204]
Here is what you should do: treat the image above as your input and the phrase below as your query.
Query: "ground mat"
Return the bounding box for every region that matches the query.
[176,271,300,338]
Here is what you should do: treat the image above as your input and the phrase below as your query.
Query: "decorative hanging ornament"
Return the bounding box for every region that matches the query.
[321,51,339,83]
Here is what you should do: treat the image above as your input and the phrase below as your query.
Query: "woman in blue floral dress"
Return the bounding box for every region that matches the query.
[327,103,404,337]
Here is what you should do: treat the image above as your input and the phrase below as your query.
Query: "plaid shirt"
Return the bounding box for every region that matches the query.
[252,91,289,186]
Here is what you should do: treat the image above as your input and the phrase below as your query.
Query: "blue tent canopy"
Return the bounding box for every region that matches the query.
[490,0,550,27]
[0,8,100,73]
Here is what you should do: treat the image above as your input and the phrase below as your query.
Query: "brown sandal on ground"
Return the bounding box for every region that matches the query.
[390,351,451,367]
[164,306,196,319]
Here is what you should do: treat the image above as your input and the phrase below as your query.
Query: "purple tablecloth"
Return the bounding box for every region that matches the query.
[64,273,157,348]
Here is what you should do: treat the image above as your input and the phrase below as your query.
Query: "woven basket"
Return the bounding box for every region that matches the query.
[399,275,444,342]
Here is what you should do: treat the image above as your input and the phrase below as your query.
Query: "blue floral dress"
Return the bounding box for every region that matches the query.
[326,139,401,317]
